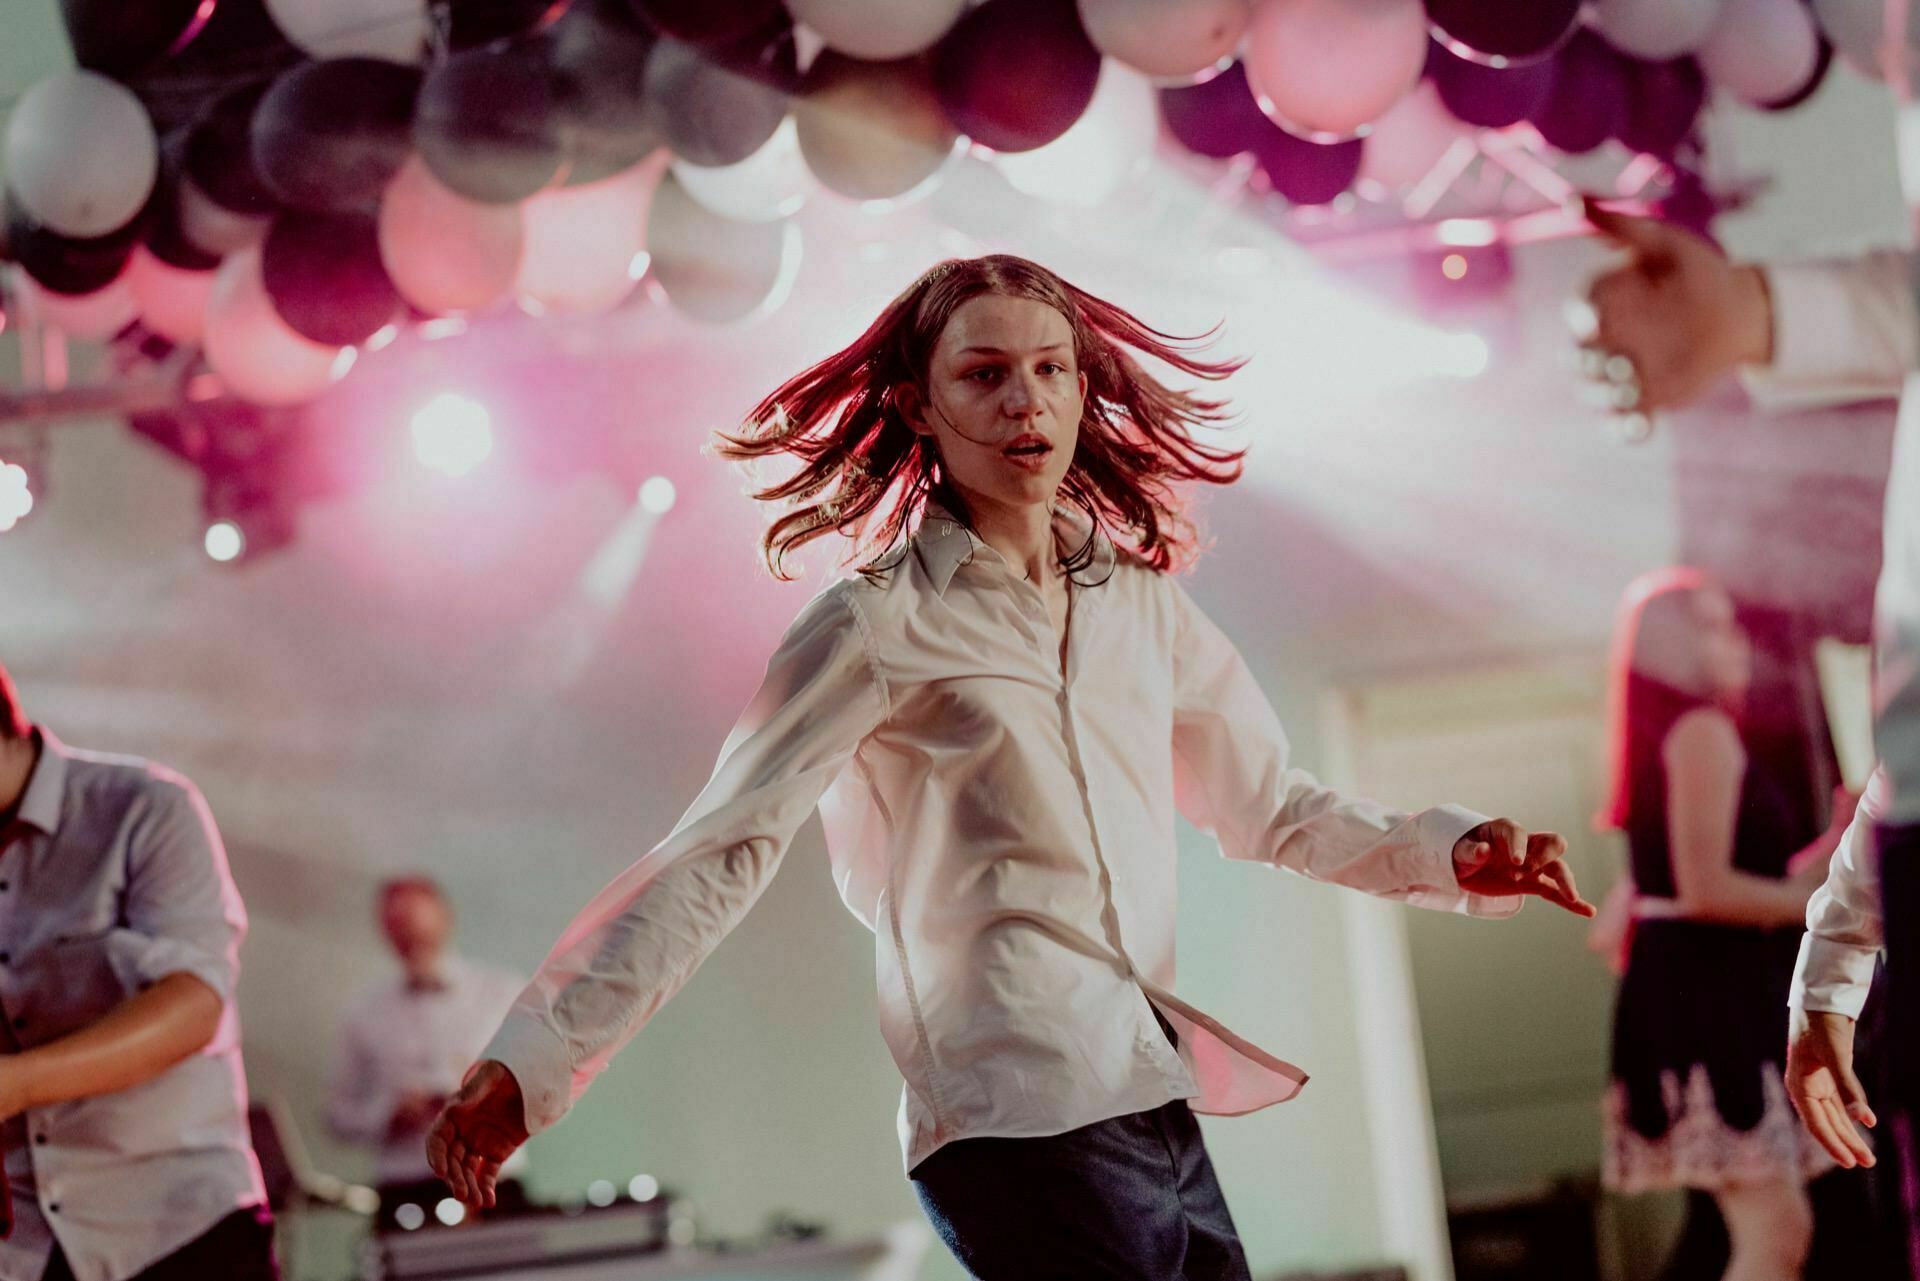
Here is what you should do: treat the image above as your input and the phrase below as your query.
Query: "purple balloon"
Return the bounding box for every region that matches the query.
[1619,55,1705,158]
[1429,40,1557,127]
[1253,126,1362,204]
[1530,28,1630,153]
[1158,60,1269,159]
[1656,168,1719,244]
[932,0,1101,153]
[1425,0,1581,65]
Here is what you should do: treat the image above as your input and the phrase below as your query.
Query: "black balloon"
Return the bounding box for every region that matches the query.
[644,34,789,166]
[415,41,566,203]
[1430,40,1556,128]
[149,130,222,271]
[1759,35,1833,112]
[932,0,1100,153]
[449,0,566,49]
[1253,127,1361,205]
[186,84,281,216]
[1529,28,1629,154]
[1159,61,1269,159]
[547,0,662,183]
[628,0,784,46]
[1424,0,1580,66]
[4,194,144,295]
[253,58,421,212]
[127,0,304,137]
[1619,56,1705,159]
[58,0,214,79]
[261,211,401,345]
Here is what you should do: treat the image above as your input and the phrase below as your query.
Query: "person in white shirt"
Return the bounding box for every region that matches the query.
[328,877,525,1228]
[428,254,1596,1278]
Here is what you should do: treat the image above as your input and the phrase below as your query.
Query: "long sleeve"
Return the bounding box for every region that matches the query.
[326,1008,396,1145]
[1791,764,1889,1019]
[482,583,889,1134]
[1739,252,1920,411]
[1164,580,1509,918]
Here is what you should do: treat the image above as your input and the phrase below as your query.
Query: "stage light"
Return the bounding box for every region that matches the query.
[1435,218,1498,247]
[410,392,494,477]
[586,1180,617,1208]
[394,1203,427,1232]
[434,1198,466,1227]
[638,475,676,515]
[628,1174,660,1202]
[1441,253,1469,281]
[0,462,34,533]
[1436,332,1490,379]
[203,520,245,563]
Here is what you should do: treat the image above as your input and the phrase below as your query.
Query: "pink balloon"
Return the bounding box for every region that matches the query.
[205,244,354,405]
[1698,0,1819,104]
[379,156,525,314]
[11,267,137,341]
[514,156,661,314]
[1355,80,1471,192]
[1077,0,1250,80]
[1591,0,1722,61]
[1242,0,1427,139]
[127,247,216,344]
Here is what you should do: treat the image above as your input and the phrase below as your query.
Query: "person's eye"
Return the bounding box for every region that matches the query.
[1038,362,1065,376]
[966,368,999,383]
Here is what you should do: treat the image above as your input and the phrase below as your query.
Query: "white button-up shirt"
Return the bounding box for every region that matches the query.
[484,507,1513,1172]
[0,730,264,1281]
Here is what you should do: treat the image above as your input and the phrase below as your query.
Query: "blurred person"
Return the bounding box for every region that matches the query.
[0,658,275,1281]
[428,254,1596,1279]
[327,877,525,1229]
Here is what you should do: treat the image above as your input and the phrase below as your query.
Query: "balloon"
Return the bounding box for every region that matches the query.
[1697,0,1820,105]
[515,157,657,313]
[1619,56,1705,157]
[449,0,563,49]
[1076,0,1249,79]
[1424,0,1579,66]
[795,52,959,201]
[1589,0,1721,62]
[674,118,812,221]
[252,58,421,212]
[415,42,567,203]
[1356,79,1470,190]
[1530,29,1630,154]
[128,246,216,343]
[379,156,525,313]
[1242,0,1427,139]
[5,205,141,298]
[185,85,280,218]
[647,173,800,322]
[127,0,304,137]
[1000,62,1158,206]
[1158,60,1269,157]
[4,71,159,239]
[264,0,428,61]
[1429,39,1556,127]
[57,0,216,79]
[10,267,138,341]
[932,0,1103,153]
[178,175,273,256]
[1758,35,1832,111]
[1253,125,1361,204]
[645,33,792,167]
[1810,0,1912,78]
[205,244,353,404]
[545,0,662,185]
[261,210,402,344]
[785,0,966,60]
[631,0,786,45]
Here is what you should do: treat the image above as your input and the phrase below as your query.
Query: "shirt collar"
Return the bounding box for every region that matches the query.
[13,727,66,836]
[912,500,1116,597]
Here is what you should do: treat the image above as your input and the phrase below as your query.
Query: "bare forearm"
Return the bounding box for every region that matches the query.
[1679,869,1814,927]
[10,973,224,1110]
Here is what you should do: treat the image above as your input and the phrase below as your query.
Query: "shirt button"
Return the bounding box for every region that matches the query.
[0,952,10,965]
[47,1203,59,1215]
[33,1134,46,1146]
[11,1016,25,1031]
[0,880,10,891]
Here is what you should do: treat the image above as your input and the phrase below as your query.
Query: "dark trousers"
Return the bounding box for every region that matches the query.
[910,1098,1252,1281]
[1878,820,1920,1280]
[43,1206,276,1281]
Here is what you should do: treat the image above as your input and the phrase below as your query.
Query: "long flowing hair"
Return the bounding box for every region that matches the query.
[1595,566,1734,831]
[712,254,1247,580]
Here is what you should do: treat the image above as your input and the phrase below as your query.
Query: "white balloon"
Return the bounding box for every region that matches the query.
[380,156,526,314]
[1077,0,1249,79]
[11,267,138,341]
[672,118,812,223]
[1590,0,1722,61]
[784,0,967,60]
[999,62,1157,206]
[1811,0,1920,80]
[178,176,273,257]
[205,245,354,405]
[1699,0,1819,105]
[4,71,158,239]
[264,0,428,61]
[1355,79,1471,192]
[515,157,659,314]
[127,248,216,345]
[648,174,802,324]
[1243,0,1427,139]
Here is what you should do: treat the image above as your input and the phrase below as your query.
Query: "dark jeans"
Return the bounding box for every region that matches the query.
[911,1098,1252,1280]
[43,1206,276,1281]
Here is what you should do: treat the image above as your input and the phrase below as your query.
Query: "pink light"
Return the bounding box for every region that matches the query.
[1440,253,1469,281]
[410,392,494,477]
[0,462,32,532]
[1435,218,1498,247]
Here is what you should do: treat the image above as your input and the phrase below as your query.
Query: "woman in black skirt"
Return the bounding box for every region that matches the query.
[1596,568,1856,1281]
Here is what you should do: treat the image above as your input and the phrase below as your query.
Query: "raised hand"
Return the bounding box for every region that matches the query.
[1452,818,1596,917]
[426,1060,530,1210]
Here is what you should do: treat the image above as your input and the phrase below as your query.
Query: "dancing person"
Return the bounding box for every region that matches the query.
[0,659,276,1281]
[429,255,1595,1278]
[328,877,526,1229]
[1597,569,1857,1281]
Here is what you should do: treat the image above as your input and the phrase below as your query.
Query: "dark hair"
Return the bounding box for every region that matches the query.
[0,660,27,741]
[713,254,1247,580]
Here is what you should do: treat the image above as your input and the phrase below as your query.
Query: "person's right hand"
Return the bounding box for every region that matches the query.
[426,1060,529,1210]
[1574,200,1774,413]
[1785,1006,1876,1168]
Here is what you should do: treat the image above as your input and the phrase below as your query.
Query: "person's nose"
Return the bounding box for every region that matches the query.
[1001,368,1044,422]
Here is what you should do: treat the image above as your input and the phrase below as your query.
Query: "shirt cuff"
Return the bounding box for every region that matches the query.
[1407,803,1521,919]
[1789,930,1879,1020]
[106,929,236,1004]
[1739,261,1912,411]
[482,1013,576,1136]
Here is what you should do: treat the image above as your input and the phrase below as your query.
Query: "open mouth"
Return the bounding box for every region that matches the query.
[1003,435,1052,460]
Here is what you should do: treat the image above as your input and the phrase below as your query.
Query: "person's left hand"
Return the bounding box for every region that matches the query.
[1453,819,1595,917]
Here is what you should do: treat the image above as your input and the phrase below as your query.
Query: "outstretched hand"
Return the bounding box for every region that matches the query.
[1785,1007,1877,1169]
[426,1060,530,1210]
[1452,819,1595,917]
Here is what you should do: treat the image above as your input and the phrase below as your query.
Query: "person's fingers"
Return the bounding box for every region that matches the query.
[1835,1056,1878,1130]
[1822,1094,1877,1167]
[1533,861,1598,917]
[1501,822,1529,871]
[1582,198,1684,260]
[1800,1091,1859,1167]
[1525,831,1568,872]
